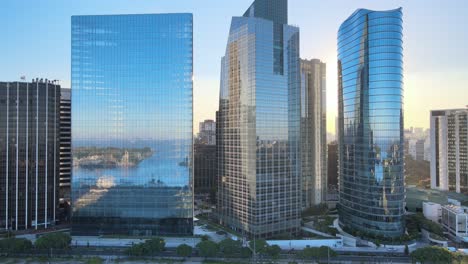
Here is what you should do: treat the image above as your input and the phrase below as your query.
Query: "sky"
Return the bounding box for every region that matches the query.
[0,0,467,134]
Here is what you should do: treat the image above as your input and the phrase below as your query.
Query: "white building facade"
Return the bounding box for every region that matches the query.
[430,109,468,194]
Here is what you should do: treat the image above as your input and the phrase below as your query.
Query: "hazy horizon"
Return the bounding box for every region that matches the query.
[1,0,467,134]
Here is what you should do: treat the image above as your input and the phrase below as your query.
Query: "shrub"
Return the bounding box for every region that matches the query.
[86,257,104,264]
[265,244,281,258]
[0,238,33,253]
[410,246,452,263]
[196,240,219,258]
[240,247,253,258]
[35,232,71,250]
[298,246,337,259]
[219,238,242,257]
[249,239,268,254]
[125,237,165,256]
[176,244,193,258]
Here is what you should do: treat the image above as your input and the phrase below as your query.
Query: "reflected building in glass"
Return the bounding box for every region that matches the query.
[71,14,193,236]
[217,0,301,238]
[337,8,405,237]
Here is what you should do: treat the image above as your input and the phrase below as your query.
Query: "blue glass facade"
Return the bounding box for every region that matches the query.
[71,14,193,236]
[337,8,405,237]
[218,0,301,239]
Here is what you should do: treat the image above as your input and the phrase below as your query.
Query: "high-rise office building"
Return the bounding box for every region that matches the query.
[430,109,468,194]
[327,142,338,189]
[194,144,217,198]
[0,79,60,231]
[59,88,71,202]
[327,142,339,202]
[71,14,193,236]
[337,8,405,237]
[300,59,327,208]
[217,0,301,239]
[415,139,425,161]
[197,120,216,145]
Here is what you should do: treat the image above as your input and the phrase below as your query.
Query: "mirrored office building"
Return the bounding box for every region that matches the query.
[337,8,405,237]
[71,14,193,236]
[217,0,301,239]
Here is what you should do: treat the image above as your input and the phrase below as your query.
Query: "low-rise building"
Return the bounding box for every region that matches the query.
[441,204,468,243]
[423,202,442,223]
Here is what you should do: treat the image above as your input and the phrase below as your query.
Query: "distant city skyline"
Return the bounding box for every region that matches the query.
[0,0,467,134]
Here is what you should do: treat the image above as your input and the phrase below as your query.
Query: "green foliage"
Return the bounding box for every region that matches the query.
[34,232,72,250]
[0,238,33,253]
[249,239,268,254]
[265,244,281,258]
[405,154,430,187]
[176,244,193,258]
[86,257,104,264]
[407,213,444,240]
[125,237,165,256]
[126,243,147,256]
[314,216,338,236]
[240,247,253,258]
[452,252,465,264]
[410,246,453,263]
[196,240,219,258]
[298,246,337,259]
[343,223,416,243]
[145,237,165,252]
[302,203,329,217]
[200,235,210,241]
[219,238,242,257]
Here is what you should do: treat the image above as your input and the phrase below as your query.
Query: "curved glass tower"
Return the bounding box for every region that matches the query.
[337,8,405,237]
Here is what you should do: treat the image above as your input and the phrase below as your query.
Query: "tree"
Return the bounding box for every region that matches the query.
[453,252,464,264]
[318,246,337,258]
[0,238,33,253]
[298,246,337,260]
[144,237,165,253]
[249,239,268,254]
[196,240,219,258]
[126,244,147,256]
[219,238,242,257]
[200,235,210,241]
[240,247,253,258]
[125,237,165,256]
[298,246,319,259]
[265,245,281,258]
[176,244,193,258]
[410,246,452,264]
[34,232,72,250]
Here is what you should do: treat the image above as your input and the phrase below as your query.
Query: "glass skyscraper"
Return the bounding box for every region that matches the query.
[217,0,301,239]
[71,14,193,236]
[337,8,405,237]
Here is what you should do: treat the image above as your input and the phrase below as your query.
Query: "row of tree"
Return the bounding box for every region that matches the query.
[410,246,466,264]
[126,236,338,260]
[0,233,72,254]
